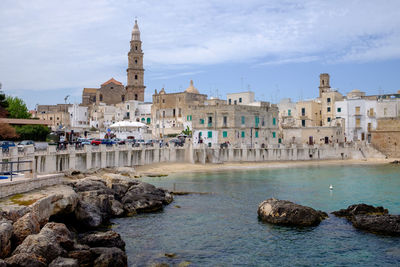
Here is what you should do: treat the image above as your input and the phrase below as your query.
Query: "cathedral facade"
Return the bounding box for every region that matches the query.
[82,20,145,105]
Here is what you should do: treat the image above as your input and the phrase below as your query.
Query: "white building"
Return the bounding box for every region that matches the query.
[68,104,89,131]
[277,98,297,128]
[89,104,124,130]
[335,91,377,142]
[116,100,152,124]
[227,91,255,105]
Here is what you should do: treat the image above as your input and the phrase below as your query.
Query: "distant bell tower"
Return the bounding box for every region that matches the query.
[126,20,145,101]
[319,73,330,97]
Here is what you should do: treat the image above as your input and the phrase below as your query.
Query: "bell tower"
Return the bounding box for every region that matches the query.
[126,20,145,101]
[319,73,330,97]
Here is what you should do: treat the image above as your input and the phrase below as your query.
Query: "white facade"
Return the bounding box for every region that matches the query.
[193,130,219,147]
[68,104,89,130]
[117,100,152,124]
[227,91,255,105]
[335,98,377,142]
[277,98,297,128]
[90,104,124,130]
[376,99,400,118]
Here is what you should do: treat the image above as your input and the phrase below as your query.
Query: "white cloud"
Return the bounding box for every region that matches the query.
[0,0,400,93]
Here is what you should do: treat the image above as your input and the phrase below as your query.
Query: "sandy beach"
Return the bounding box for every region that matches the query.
[135,158,398,177]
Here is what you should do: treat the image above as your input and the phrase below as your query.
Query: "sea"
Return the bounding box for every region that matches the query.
[112,164,400,266]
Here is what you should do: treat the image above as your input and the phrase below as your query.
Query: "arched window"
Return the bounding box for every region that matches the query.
[100,94,103,101]
[135,45,138,50]
[121,95,125,102]
[135,59,138,64]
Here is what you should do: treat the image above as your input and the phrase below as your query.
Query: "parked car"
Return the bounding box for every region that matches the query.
[101,139,116,146]
[1,141,16,151]
[91,139,102,145]
[17,140,35,151]
[77,138,91,146]
[144,139,158,147]
[113,138,125,145]
[133,139,145,147]
[168,138,184,147]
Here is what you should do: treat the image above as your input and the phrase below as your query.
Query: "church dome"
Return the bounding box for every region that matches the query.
[185,80,199,94]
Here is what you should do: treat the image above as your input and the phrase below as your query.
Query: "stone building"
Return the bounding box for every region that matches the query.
[282,123,345,146]
[277,98,297,128]
[190,99,279,148]
[371,118,400,157]
[296,100,322,127]
[82,78,125,106]
[36,104,72,130]
[151,80,207,137]
[226,92,255,105]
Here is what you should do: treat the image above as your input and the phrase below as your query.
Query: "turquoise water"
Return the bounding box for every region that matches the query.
[112,164,400,266]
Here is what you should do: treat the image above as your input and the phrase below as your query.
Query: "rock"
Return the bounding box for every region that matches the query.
[64,169,81,177]
[12,222,74,264]
[110,198,125,216]
[122,181,173,214]
[101,173,140,197]
[332,203,388,218]
[12,212,40,245]
[351,214,400,236]
[74,191,112,229]
[114,167,136,178]
[72,177,113,195]
[31,185,78,226]
[0,205,30,223]
[390,160,400,164]
[0,219,13,258]
[257,198,328,227]
[164,253,176,258]
[79,231,125,250]
[5,252,47,267]
[49,257,79,267]
[90,247,127,267]
[68,249,96,267]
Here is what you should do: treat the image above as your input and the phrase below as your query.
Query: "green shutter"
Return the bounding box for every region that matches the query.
[147,118,151,124]
[255,131,259,138]
[241,131,245,138]
[241,116,245,124]
[223,131,227,138]
[200,119,204,124]
[272,132,276,138]
[273,117,276,125]
[208,131,212,138]
[199,132,202,137]
[288,109,291,116]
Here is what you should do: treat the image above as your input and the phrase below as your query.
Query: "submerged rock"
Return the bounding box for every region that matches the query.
[258,198,328,227]
[48,257,79,267]
[333,204,399,236]
[79,231,125,250]
[332,203,388,218]
[90,247,127,267]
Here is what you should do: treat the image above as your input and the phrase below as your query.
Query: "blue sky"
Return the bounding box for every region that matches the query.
[1,0,400,109]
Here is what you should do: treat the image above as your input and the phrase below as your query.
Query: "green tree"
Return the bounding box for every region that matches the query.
[6,96,31,119]
[0,89,8,118]
[182,126,192,136]
[14,125,50,141]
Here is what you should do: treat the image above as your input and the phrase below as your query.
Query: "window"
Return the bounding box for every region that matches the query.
[223,116,227,126]
[135,75,138,80]
[162,99,165,103]
[223,131,227,138]
[272,118,276,125]
[241,116,245,125]
[288,109,291,116]
[356,118,361,127]
[239,97,242,103]
[121,95,125,102]
[187,115,192,121]
[337,107,341,113]
[110,87,114,89]
[384,108,387,116]
[200,119,204,124]
[127,105,130,110]
[302,119,306,127]
[355,106,360,114]
[179,108,182,117]
[147,118,151,124]
[255,131,259,138]
[141,118,145,122]
[208,116,212,126]
[228,99,231,105]
[241,131,245,138]
[135,45,138,50]
[199,132,202,137]
[301,108,305,116]
[272,132,276,138]
[255,116,259,127]
[208,131,212,138]
[100,94,103,101]
[234,100,237,105]
[327,107,331,112]
[162,111,165,118]
[173,109,176,117]
[135,59,138,64]
[327,97,331,103]
[327,117,331,122]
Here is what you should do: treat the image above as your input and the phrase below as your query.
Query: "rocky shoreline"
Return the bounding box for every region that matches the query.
[0,167,173,266]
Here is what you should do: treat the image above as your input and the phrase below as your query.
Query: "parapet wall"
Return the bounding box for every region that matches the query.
[0,143,385,175]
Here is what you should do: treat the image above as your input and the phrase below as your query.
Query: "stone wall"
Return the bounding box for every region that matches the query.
[371,118,400,158]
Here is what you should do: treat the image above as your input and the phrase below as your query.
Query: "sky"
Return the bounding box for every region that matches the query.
[1,0,400,109]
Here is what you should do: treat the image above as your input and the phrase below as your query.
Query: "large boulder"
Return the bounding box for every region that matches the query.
[101,173,139,198]
[78,231,125,250]
[258,198,328,227]
[11,222,74,264]
[68,249,96,267]
[332,203,388,218]
[72,177,113,195]
[12,212,40,246]
[332,204,399,236]
[31,186,78,226]
[122,182,173,214]
[0,219,13,258]
[0,259,6,267]
[90,247,127,267]
[5,252,47,267]
[49,257,79,267]
[74,191,112,229]
[0,206,30,223]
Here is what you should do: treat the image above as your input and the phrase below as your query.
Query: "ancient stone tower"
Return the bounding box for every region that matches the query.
[319,73,330,97]
[126,20,145,101]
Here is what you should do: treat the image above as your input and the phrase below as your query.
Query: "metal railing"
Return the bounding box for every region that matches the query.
[0,160,34,181]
